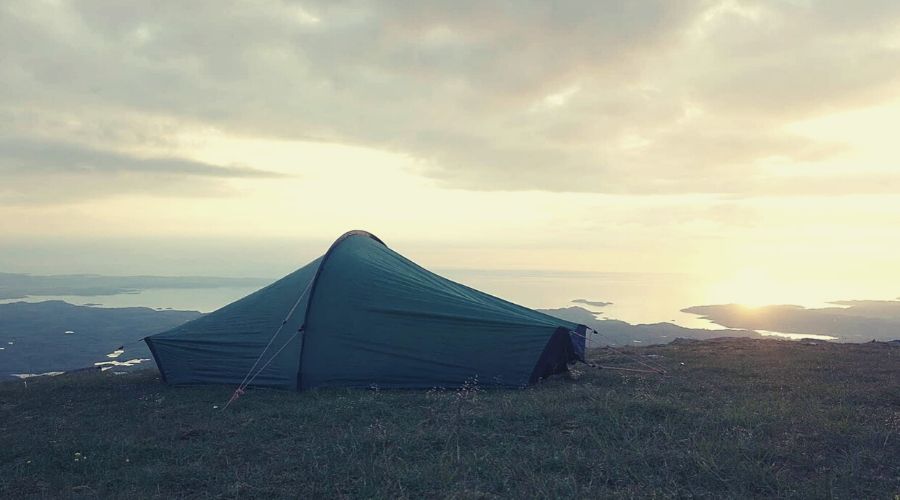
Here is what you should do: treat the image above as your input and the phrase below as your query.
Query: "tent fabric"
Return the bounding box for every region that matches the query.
[147,257,321,388]
[145,231,585,390]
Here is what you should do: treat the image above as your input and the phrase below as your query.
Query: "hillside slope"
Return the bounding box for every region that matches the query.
[1,339,898,498]
[0,301,201,377]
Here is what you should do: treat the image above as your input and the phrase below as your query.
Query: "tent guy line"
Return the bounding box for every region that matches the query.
[223,328,302,410]
[575,327,668,375]
[226,276,316,405]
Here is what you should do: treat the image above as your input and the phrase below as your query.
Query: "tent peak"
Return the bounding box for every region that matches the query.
[332,230,387,249]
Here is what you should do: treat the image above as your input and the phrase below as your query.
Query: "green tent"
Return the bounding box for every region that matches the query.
[145,231,586,390]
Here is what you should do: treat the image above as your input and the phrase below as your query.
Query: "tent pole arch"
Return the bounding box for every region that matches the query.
[294,230,388,390]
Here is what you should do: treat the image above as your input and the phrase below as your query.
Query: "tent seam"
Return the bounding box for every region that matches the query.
[294,230,388,391]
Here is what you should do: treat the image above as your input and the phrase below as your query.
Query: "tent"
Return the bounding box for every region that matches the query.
[145,231,586,390]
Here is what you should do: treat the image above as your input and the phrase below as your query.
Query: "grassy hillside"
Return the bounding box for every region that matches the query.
[1,338,897,498]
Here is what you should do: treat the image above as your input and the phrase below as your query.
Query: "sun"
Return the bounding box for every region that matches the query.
[705,268,782,307]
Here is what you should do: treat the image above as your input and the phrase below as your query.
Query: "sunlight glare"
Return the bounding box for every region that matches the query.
[706,268,783,307]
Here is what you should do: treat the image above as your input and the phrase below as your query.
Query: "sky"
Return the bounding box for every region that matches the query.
[1,0,899,306]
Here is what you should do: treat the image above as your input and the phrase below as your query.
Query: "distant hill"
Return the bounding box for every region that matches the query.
[682,301,900,342]
[0,301,200,377]
[8,299,887,379]
[540,305,762,345]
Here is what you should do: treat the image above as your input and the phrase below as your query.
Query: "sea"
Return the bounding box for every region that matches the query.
[0,271,712,323]
[2,269,897,341]
[3,269,899,380]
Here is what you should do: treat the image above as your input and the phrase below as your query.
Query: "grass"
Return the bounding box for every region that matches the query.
[1,338,898,498]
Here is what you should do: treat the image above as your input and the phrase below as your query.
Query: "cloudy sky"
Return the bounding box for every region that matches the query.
[1,0,898,305]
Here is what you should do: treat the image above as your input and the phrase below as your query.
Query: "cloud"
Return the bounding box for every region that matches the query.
[0,137,282,204]
[688,1,900,119]
[2,0,900,196]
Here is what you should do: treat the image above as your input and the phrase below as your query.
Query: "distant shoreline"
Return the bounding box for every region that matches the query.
[0,272,271,301]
